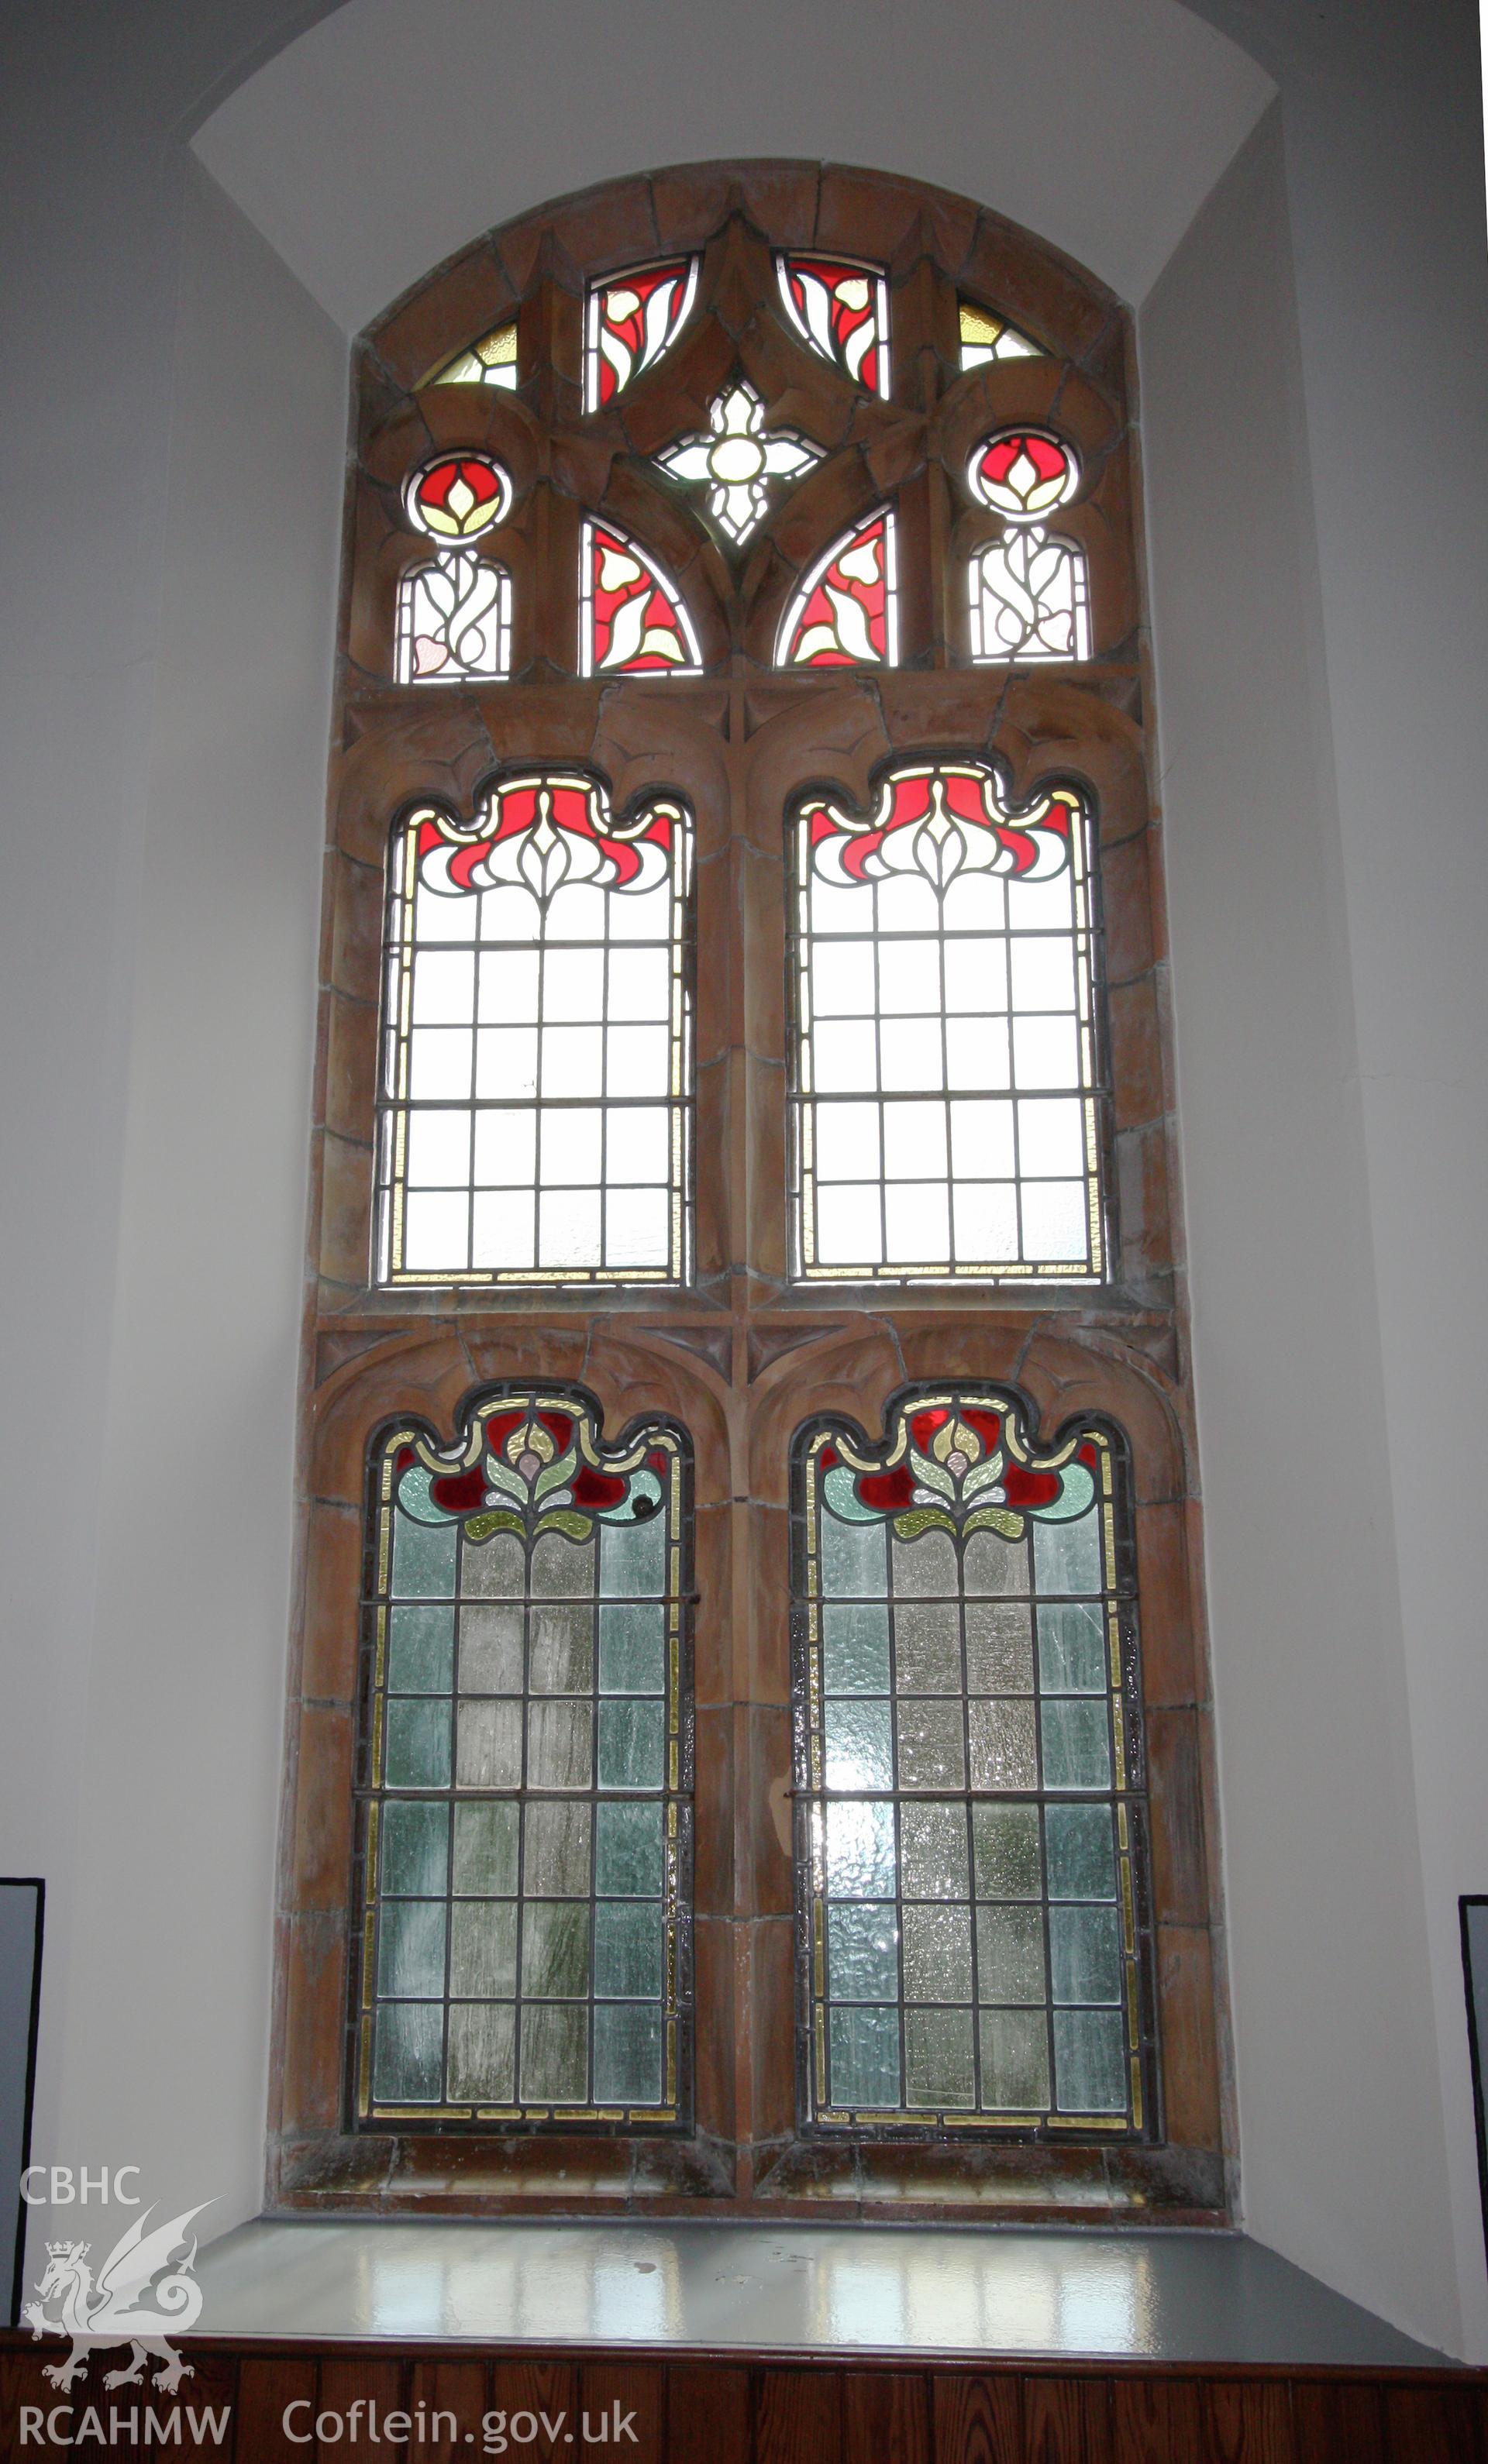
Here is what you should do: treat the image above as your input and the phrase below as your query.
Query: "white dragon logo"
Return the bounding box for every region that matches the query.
[22,2203,212,2393]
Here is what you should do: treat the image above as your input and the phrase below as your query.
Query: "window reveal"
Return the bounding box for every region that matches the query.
[793,1391,1155,2135]
[376,773,692,1286]
[357,1392,691,2125]
[790,759,1106,1280]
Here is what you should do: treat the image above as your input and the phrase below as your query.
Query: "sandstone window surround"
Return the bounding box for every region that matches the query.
[274,161,1227,2224]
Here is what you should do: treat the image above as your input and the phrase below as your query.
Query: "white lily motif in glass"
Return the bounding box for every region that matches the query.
[656,381,823,546]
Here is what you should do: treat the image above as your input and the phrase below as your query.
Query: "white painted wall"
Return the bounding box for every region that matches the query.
[2,0,1486,2364]
[0,19,346,2260]
[1139,104,1463,2354]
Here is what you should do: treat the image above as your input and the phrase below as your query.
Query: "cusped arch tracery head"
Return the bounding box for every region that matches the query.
[349,162,1135,685]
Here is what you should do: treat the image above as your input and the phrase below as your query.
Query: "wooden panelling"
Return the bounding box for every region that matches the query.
[2,2335,1484,2461]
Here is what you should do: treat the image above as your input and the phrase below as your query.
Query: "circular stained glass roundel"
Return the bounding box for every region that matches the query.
[404,453,512,540]
[969,430,1079,521]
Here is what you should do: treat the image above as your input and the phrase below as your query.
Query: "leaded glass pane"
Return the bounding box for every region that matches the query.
[790,759,1106,1280]
[794,1389,1155,2138]
[358,1390,691,2128]
[376,772,693,1287]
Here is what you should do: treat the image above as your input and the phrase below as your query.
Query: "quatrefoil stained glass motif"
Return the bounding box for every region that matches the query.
[655,382,824,546]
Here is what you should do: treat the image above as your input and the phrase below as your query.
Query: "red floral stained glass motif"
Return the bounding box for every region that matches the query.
[580,520,703,676]
[776,255,890,395]
[801,762,1078,890]
[776,511,897,668]
[584,259,700,412]
[967,430,1089,663]
[970,432,1078,521]
[404,453,512,540]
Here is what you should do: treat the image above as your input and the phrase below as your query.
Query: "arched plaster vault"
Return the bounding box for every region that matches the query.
[191,0,1273,332]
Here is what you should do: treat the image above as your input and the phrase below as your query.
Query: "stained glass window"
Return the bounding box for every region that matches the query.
[959,303,1040,371]
[396,453,513,684]
[425,322,518,390]
[794,1390,1154,2136]
[776,511,897,668]
[375,771,692,1286]
[655,380,823,546]
[584,260,699,412]
[968,432,1090,664]
[580,519,703,676]
[777,255,890,395]
[356,1391,692,2126]
[789,758,1105,1280]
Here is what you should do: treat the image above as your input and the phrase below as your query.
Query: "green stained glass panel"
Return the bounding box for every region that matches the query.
[392,1512,458,1599]
[1032,1510,1102,1597]
[373,2002,443,2102]
[598,1699,665,1790]
[829,2007,901,2108]
[825,1700,893,1790]
[387,1603,455,1692]
[1038,1602,1107,1695]
[1053,2008,1126,2112]
[825,1798,896,1898]
[828,1904,898,2001]
[378,1899,446,1999]
[596,1801,663,1897]
[598,1601,666,1694]
[384,1698,451,1789]
[820,1512,887,1599]
[595,1900,663,1998]
[1040,1698,1111,1791]
[594,2003,663,2104]
[1045,1804,1115,1901]
[381,1799,449,1897]
[822,1601,891,1694]
[1049,1904,1123,2006]
[599,1515,665,1597]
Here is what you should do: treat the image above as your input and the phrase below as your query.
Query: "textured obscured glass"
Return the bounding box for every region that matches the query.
[795,1389,1150,2138]
[362,1392,689,2127]
[790,761,1105,1282]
